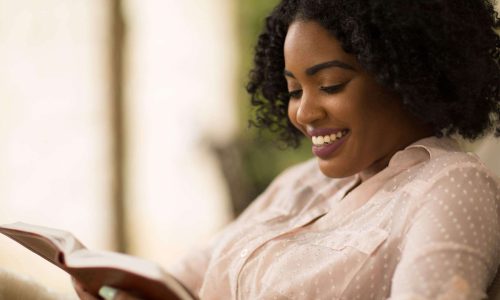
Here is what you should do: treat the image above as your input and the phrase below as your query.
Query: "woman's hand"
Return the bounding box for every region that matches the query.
[97,286,143,300]
[72,278,143,300]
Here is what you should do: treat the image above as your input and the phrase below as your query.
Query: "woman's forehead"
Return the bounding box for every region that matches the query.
[284,21,359,73]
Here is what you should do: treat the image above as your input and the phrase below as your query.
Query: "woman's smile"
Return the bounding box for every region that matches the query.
[309,128,350,159]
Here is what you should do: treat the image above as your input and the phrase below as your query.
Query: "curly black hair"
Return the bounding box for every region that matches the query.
[246,0,500,148]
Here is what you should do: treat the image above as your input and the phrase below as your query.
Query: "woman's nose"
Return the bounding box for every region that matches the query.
[295,93,325,125]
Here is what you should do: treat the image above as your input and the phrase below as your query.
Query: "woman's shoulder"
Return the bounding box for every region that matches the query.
[400,137,499,209]
[261,157,337,200]
[385,136,499,206]
[239,158,350,220]
[406,136,498,182]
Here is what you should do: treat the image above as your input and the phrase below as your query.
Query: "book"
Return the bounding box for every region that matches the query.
[0,222,195,300]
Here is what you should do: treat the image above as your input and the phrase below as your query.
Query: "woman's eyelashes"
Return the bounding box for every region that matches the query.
[287,83,346,99]
[320,83,347,94]
[288,90,303,99]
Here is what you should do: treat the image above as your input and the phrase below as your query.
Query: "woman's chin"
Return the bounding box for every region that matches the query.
[317,159,356,179]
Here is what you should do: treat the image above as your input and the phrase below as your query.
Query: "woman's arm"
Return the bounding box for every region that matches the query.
[390,166,500,300]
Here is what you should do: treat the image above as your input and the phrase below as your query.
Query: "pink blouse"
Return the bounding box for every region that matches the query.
[168,136,500,300]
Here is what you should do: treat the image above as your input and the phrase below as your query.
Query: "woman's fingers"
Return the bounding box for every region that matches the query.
[72,279,142,300]
[99,286,143,300]
[98,286,118,300]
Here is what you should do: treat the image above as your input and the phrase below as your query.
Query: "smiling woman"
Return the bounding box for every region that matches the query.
[163,0,500,299]
[69,0,500,299]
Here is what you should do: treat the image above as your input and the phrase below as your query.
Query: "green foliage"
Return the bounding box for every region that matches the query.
[238,0,279,69]
[233,0,312,209]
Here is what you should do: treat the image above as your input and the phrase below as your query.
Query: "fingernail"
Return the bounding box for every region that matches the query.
[98,286,118,300]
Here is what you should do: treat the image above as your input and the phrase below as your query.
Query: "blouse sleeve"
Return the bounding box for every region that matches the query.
[389,166,500,300]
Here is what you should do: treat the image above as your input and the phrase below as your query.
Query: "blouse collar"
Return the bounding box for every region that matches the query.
[387,136,461,170]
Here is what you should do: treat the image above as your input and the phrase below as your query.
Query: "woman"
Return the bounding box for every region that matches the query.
[77,0,500,299]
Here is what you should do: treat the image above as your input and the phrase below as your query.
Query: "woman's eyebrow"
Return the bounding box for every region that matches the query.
[306,60,355,75]
[284,60,356,78]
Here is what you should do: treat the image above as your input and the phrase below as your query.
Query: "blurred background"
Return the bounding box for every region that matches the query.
[0,0,498,296]
[0,0,312,295]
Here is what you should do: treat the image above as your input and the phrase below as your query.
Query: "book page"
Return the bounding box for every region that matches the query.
[0,222,86,266]
[0,222,85,252]
[4,232,61,263]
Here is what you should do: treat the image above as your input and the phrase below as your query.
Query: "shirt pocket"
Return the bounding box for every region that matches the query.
[259,228,390,299]
[310,228,390,297]
[312,227,389,255]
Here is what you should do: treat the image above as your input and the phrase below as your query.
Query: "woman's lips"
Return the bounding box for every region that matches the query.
[311,129,350,159]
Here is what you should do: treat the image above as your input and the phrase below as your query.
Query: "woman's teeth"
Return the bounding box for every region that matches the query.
[312,130,349,146]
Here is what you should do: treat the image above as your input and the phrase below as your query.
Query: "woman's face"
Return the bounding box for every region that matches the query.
[285,21,431,179]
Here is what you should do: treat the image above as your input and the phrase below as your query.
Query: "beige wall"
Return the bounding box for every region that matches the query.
[0,0,112,293]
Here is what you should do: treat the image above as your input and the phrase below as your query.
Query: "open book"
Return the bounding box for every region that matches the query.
[0,222,195,300]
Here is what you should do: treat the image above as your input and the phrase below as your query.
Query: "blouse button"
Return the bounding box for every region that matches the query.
[240,248,249,258]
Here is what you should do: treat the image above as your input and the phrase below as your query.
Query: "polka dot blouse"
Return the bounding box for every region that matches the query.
[169,136,500,300]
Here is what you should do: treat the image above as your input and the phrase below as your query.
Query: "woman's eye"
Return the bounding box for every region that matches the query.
[320,83,346,94]
[288,90,303,99]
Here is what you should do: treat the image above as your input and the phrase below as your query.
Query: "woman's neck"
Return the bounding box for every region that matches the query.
[358,130,434,183]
